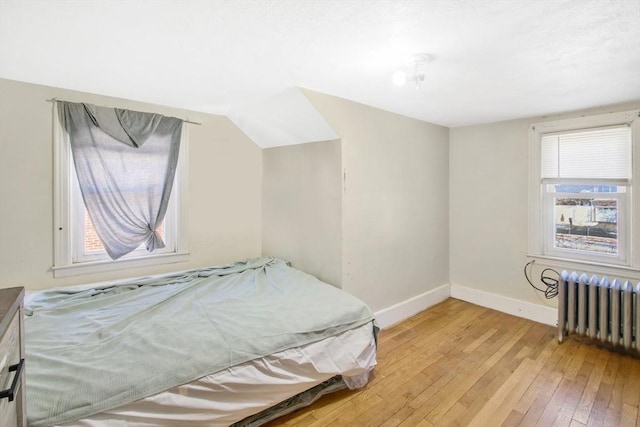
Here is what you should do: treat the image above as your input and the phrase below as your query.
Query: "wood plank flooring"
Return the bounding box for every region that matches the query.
[266,298,640,427]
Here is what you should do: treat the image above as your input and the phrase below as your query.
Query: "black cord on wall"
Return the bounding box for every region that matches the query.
[524,260,559,299]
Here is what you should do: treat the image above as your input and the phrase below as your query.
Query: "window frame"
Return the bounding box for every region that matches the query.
[528,109,640,278]
[52,103,189,278]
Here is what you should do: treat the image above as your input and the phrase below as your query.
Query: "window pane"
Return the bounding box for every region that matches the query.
[553,184,623,193]
[554,198,617,254]
[84,212,105,253]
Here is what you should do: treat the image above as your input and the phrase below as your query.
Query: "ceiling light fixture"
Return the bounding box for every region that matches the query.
[392,53,431,90]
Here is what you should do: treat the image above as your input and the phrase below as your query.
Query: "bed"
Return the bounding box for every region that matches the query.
[24,257,377,426]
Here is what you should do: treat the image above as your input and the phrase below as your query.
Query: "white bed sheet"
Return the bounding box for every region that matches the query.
[52,321,377,427]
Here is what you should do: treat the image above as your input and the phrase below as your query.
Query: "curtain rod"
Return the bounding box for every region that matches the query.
[45,98,202,125]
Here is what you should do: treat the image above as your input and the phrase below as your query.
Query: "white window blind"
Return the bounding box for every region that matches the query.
[541,125,632,182]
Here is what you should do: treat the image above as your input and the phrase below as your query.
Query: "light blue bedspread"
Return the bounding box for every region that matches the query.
[24,258,375,426]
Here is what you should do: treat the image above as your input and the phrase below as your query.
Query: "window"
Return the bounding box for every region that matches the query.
[70,173,176,264]
[53,103,189,278]
[528,110,639,274]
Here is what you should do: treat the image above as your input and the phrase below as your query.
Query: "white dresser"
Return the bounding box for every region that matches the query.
[0,287,26,427]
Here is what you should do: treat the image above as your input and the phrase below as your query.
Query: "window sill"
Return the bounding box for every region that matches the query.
[52,252,190,279]
[526,254,640,281]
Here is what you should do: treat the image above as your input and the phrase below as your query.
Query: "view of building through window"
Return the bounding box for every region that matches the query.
[552,185,619,255]
[554,198,618,254]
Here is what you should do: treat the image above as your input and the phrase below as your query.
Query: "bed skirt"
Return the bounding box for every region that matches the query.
[52,321,377,426]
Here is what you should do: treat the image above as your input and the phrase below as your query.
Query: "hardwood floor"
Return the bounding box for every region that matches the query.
[266,298,640,427]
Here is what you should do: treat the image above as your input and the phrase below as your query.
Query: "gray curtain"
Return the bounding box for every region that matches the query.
[61,101,182,260]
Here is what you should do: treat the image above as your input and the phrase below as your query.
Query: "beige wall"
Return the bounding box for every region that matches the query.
[449,102,640,308]
[262,139,342,287]
[449,119,531,302]
[0,78,262,290]
[304,90,450,312]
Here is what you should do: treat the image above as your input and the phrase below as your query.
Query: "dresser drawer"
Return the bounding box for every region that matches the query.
[0,311,21,371]
[0,311,21,427]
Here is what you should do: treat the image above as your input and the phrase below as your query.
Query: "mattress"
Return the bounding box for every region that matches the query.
[24,258,377,426]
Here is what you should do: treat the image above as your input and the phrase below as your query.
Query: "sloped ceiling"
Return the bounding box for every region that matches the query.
[1,0,639,147]
[227,87,339,148]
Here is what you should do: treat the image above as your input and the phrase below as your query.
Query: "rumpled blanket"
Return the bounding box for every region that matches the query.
[25,257,374,426]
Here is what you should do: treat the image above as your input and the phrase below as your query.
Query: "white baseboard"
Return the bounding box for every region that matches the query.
[450,284,557,326]
[374,283,558,330]
[374,284,450,329]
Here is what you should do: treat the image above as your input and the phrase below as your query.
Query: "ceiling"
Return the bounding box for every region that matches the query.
[1,0,639,145]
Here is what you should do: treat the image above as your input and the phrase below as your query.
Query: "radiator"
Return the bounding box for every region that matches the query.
[558,271,640,353]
